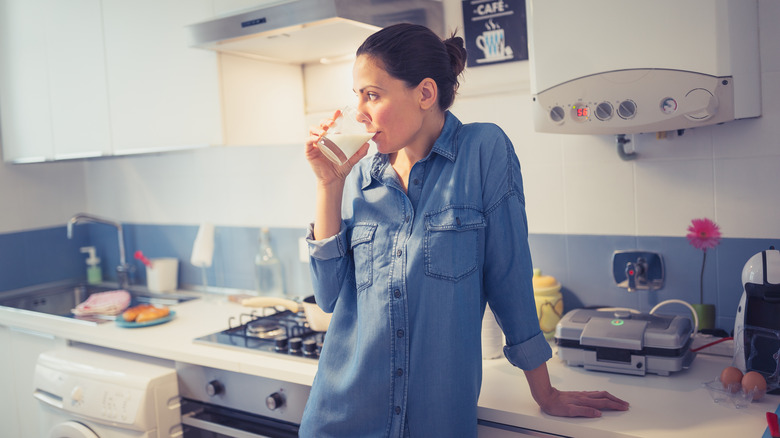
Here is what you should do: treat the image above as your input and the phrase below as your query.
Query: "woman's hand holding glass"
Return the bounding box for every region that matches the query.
[306,106,372,182]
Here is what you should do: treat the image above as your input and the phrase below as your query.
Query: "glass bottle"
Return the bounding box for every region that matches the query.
[254,228,284,297]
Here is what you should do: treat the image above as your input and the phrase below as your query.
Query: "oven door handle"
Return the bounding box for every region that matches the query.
[182,413,275,438]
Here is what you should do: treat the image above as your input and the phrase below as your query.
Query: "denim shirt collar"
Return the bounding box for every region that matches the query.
[362,111,461,189]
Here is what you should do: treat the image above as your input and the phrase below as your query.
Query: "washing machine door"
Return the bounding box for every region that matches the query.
[47,421,100,438]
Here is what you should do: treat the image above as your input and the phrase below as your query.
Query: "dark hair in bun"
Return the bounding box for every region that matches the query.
[356,23,467,110]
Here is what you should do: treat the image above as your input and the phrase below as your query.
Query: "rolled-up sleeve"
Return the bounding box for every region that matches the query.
[306,222,347,260]
[306,222,351,313]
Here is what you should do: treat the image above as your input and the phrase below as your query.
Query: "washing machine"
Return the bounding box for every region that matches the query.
[34,344,181,438]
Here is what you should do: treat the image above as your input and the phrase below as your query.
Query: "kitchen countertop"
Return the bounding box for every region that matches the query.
[1,293,776,437]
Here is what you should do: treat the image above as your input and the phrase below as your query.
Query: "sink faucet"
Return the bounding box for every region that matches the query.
[67,213,130,290]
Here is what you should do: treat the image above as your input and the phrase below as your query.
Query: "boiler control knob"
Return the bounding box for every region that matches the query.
[206,380,224,397]
[266,392,285,410]
[684,88,717,121]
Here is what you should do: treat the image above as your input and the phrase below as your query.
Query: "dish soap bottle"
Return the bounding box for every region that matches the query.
[80,246,102,285]
[254,228,284,297]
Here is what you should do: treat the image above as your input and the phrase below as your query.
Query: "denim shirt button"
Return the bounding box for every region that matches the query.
[456,217,461,226]
[397,329,404,338]
[413,178,420,185]
[395,406,401,415]
[404,215,410,223]
[396,368,404,376]
[394,289,401,298]
[396,249,403,257]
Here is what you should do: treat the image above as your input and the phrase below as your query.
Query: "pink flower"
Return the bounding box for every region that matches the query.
[686,218,721,250]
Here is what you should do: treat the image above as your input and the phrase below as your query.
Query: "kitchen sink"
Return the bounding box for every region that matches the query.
[0,280,199,325]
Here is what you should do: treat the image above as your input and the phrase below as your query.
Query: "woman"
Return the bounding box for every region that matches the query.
[300,23,629,437]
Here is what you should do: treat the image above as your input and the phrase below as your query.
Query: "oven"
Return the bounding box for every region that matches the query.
[179,309,323,438]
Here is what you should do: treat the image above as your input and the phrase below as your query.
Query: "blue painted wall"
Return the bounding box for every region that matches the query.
[3,224,775,333]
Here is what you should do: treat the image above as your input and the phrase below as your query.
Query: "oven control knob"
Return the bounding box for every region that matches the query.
[206,380,224,397]
[266,392,285,410]
[303,339,317,356]
[289,337,303,354]
[275,335,289,352]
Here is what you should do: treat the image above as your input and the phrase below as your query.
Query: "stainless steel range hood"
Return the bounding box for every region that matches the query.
[187,0,443,64]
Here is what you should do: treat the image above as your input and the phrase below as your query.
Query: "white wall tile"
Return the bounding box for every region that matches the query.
[635,159,715,236]
[714,155,780,239]
[523,162,566,234]
[563,161,636,235]
[0,160,87,233]
[759,0,780,73]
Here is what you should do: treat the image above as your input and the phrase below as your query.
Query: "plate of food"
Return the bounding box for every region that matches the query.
[116,304,175,328]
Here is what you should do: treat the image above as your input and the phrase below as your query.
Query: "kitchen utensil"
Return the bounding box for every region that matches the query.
[316,105,374,165]
[733,247,780,395]
[242,295,332,332]
[135,250,153,268]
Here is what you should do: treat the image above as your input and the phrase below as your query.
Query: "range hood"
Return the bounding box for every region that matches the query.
[186,0,444,64]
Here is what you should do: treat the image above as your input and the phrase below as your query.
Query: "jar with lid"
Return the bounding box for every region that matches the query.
[532,269,563,340]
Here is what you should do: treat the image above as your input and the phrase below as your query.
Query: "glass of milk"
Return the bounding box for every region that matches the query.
[317,105,374,165]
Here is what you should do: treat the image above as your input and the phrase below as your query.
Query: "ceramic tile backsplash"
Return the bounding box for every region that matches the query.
[715,155,780,239]
[634,159,715,236]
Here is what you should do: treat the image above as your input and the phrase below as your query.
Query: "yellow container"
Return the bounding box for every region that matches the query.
[533,269,563,340]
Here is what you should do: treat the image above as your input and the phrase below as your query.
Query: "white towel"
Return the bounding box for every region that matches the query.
[190,222,215,268]
[72,290,131,316]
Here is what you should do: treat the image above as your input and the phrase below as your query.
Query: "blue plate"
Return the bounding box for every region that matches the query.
[116,310,175,328]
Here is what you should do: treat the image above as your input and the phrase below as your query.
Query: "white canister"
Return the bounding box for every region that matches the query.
[146,258,179,293]
[533,269,563,340]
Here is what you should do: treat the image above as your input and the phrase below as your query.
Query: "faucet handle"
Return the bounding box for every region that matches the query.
[613,250,664,292]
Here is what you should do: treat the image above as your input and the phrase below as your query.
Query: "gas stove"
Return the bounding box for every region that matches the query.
[194,309,325,360]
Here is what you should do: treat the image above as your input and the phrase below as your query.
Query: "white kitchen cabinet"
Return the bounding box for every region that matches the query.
[4,326,64,438]
[101,0,222,154]
[0,0,222,162]
[0,0,111,162]
[0,326,21,438]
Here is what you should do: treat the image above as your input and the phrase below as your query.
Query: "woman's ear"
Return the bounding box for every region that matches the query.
[417,78,438,110]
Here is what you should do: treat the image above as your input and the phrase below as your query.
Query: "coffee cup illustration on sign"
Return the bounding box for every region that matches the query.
[476,19,513,64]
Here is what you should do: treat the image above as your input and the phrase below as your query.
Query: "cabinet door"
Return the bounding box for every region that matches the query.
[0,326,21,438]
[9,327,64,438]
[0,0,55,162]
[47,0,112,159]
[0,0,111,163]
[102,0,222,154]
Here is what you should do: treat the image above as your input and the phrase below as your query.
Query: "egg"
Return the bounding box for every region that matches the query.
[720,366,744,391]
[741,371,767,400]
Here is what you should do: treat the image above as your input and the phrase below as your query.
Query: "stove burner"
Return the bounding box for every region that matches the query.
[247,320,285,339]
[195,309,325,360]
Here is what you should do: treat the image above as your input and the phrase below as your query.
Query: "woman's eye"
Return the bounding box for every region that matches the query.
[367,92,379,101]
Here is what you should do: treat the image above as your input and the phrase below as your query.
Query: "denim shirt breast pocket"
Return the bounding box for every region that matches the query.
[350,223,377,293]
[424,206,486,282]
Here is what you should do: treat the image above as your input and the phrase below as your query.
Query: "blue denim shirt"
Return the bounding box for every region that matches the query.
[299,112,552,438]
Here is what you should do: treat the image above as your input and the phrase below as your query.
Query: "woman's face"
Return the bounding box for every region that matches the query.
[352,55,426,155]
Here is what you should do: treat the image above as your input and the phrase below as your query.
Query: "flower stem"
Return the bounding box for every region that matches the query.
[700,250,707,304]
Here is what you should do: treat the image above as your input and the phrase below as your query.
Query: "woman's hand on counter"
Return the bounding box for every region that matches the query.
[536,388,630,418]
[523,363,630,418]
